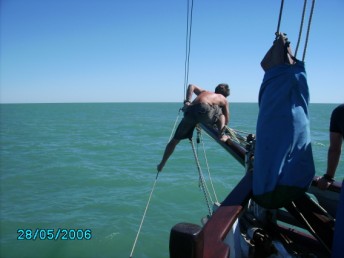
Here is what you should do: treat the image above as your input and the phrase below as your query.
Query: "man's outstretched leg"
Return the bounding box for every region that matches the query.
[157,138,180,172]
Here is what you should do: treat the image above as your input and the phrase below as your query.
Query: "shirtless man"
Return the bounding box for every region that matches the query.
[157,83,230,172]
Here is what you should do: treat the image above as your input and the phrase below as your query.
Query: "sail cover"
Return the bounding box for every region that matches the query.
[253,60,316,208]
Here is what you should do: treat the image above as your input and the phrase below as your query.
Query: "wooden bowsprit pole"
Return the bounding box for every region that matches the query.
[129,172,159,258]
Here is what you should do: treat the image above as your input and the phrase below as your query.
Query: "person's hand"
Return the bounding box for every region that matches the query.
[182,101,190,112]
[316,176,333,190]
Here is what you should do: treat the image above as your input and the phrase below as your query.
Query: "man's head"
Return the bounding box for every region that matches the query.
[215,83,230,97]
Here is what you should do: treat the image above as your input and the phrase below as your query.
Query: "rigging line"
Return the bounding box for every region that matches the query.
[195,136,214,205]
[183,0,189,99]
[199,129,219,203]
[276,0,285,38]
[290,201,331,254]
[302,0,316,62]
[230,128,251,136]
[130,110,180,257]
[183,0,194,101]
[169,110,182,142]
[294,0,308,58]
[129,172,159,258]
[190,139,213,216]
[196,131,214,205]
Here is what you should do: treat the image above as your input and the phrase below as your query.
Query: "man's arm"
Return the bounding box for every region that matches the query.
[222,101,230,125]
[317,132,342,189]
[326,132,342,178]
[185,84,205,102]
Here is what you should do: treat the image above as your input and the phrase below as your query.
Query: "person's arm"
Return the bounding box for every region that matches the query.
[222,100,230,125]
[317,132,342,189]
[326,132,342,178]
[185,84,205,103]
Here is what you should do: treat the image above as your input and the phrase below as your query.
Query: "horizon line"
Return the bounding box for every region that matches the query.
[0,101,341,105]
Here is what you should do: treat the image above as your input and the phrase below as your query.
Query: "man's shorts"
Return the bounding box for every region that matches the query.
[174,103,222,140]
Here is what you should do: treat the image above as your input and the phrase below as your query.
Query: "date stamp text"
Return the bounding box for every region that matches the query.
[17,228,92,240]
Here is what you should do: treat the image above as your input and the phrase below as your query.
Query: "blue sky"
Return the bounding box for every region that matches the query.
[1,0,343,103]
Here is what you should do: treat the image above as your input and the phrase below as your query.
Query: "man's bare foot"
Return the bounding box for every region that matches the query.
[157,163,164,172]
[220,134,230,142]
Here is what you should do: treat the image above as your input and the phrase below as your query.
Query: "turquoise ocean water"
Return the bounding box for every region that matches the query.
[0,103,343,258]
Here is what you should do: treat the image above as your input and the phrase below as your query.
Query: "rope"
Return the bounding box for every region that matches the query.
[294,0,307,58]
[183,0,194,101]
[225,126,249,147]
[130,91,181,258]
[275,0,316,62]
[190,139,213,216]
[290,201,331,254]
[169,110,182,142]
[130,110,181,257]
[199,124,249,148]
[302,0,316,62]
[275,0,284,38]
[197,128,219,203]
[129,173,159,258]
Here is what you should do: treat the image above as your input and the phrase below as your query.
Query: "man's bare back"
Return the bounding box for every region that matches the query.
[186,84,229,124]
[192,91,227,107]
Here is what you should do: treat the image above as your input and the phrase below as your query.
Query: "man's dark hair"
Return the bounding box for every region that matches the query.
[215,83,230,97]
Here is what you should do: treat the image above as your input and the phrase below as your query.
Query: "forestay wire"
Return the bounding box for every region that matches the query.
[182,0,222,214]
[130,3,198,255]
[183,0,194,101]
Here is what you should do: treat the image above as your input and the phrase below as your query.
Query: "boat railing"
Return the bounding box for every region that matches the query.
[169,123,342,258]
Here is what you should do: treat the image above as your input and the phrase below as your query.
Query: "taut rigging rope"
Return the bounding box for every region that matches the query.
[190,138,213,216]
[129,173,159,258]
[275,0,284,38]
[183,0,194,101]
[183,0,219,216]
[197,128,219,204]
[129,110,181,258]
[302,0,316,62]
[294,0,308,58]
[275,0,316,61]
